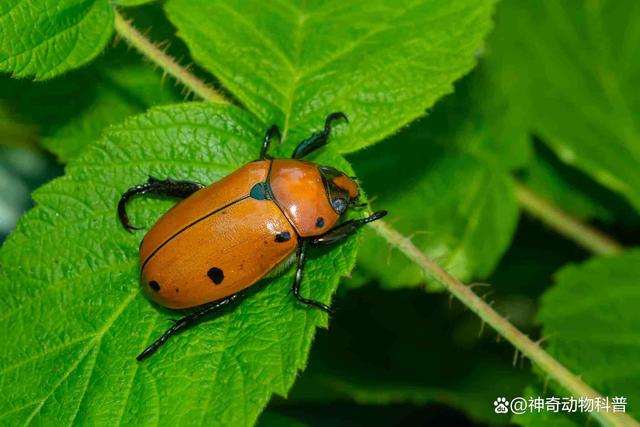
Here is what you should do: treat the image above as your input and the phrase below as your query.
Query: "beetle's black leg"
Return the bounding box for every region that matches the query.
[310,211,387,246]
[118,177,204,232]
[291,240,333,314]
[260,125,281,160]
[291,112,348,159]
[136,292,243,361]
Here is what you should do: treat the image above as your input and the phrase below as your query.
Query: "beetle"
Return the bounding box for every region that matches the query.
[118,112,387,361]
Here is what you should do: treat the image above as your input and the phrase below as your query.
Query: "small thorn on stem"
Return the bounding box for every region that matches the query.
[478,320,486,337]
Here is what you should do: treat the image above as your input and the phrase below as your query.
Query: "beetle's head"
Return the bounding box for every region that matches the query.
[319,165,361,215]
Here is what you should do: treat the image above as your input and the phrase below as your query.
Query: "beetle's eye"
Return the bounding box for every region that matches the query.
[333,198,348,214]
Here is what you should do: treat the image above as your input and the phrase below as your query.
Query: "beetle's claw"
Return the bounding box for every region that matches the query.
[363,210,387,223]
[308,299,334,315]
[326,111,349,126]
[323,112,349,134]
[136,345,156,362]
[320,304,334,316]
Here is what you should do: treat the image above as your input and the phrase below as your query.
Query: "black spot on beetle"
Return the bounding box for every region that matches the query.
[149,281,160,292]
[275,231,291,242]
[316,217,325,228]
[207,267,224,285]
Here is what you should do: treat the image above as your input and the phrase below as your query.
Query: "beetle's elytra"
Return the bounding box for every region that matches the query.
[118,112,387,361]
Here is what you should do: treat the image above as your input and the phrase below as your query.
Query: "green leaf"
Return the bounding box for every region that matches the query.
[164,0,497,153]
[423,66,532,171]
[486,0,640,213]
[116,0,158,6]
[0,103,359,426]
[349,116,519,286]
[518,250,640,425]
[0,0,114,80]
[360,154,517,286]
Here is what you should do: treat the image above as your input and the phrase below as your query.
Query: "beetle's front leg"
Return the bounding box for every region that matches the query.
[291,112,348,159]
[118,177,204,232]
[291,211,387,313]
[291,240,333,314]
[310,210,387,246]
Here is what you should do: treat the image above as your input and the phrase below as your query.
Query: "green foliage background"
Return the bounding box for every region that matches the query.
[0,0,638,426]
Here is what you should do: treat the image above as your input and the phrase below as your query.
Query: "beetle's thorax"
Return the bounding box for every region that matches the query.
[268,159,341,237]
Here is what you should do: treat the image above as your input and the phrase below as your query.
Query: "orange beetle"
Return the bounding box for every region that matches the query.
[118,113,386,360]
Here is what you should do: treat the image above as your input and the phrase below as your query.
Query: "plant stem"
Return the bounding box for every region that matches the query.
[515,181,624,256]
[113,10,230,105]
[371,219,638,427]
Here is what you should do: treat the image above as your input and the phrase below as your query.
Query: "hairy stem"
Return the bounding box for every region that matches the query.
[515,181,623,255]
[371,219,637,427]
[113,11,230,104]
